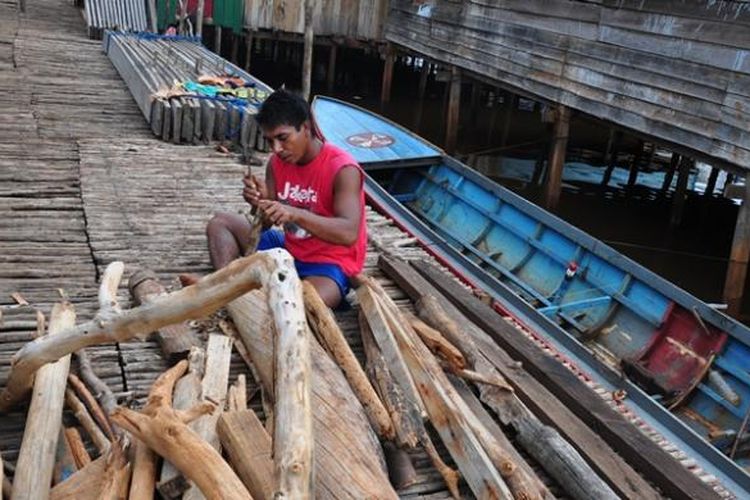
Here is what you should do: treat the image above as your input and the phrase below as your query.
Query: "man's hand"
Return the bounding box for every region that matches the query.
[258,200,299,226]
[242,174,268,207]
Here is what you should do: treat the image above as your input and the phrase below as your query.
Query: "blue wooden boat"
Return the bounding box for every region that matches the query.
[312,96,750,491]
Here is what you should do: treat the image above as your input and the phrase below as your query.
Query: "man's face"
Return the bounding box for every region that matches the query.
[262,122,311,165]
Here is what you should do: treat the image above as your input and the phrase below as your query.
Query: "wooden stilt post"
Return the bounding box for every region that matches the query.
[445,66,461,154]
[196,0,205,38]
[231,33,239,64]
[543,104,570,210]
[148,0,158,33]
[705,167,720,197]
[499,92,516,148]
[326,44,337,94]
[244,31,253,70]
[669,157,691,228]
[627,140,644,190]
[381,43,395,106]
[302,0,314,101]
[600,128,618,186]
[413,57,429,131]
[724,178,750,317]
[469,81,481,136]
[661,153,680,195]
[486,88,500,145]
[214,26,222,55]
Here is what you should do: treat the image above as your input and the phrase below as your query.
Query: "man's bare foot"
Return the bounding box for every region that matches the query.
[178,273,202,287]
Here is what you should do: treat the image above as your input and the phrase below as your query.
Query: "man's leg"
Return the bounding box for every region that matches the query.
[304,275,343,309]
[206,212,255,269]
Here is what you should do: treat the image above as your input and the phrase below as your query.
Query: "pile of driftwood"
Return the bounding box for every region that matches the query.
[103,31,272,152]
[1,249,669,498]
[83,0,150,40]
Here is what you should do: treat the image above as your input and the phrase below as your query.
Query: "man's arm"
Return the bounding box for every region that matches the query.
[260,165,362,245]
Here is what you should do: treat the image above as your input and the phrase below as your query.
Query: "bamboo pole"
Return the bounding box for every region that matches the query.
[301,0,314,101]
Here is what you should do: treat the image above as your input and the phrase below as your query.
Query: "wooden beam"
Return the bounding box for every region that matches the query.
[12,302,74,500]
[302,0,314,101]
[724,177,750,318]
[214,26,222,56]
[196,0,205,37]
[445,66,461,154]
[217,410,274,500]
[705,167,720,197]
[244,31,254,70]
[147,0,158,32]
[661,153,680,195]
[410,259,721,500]
[543,104,570,210]
[326,44,337,94]
[231,33,239,64]
[670,157,692,228]
[413,59,430,131]
[381,43,395,106]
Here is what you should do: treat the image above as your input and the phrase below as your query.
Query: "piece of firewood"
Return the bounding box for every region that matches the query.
[75,349,118,420]
[303,281,394,440]
[157,347,205,499]
[129,269,201,362]
[360,313,458,497]
[441,363,515,392]
[360,284,513,499]
[110,361,252,500]
[0,251,282,412]
[64,427,91,469]
[228,289,396,499]
[217,410,274,500]
[406,313,466,371]
[66,388,111,454]
[183,334,233,500]
[49,455,107,500]
[68,373,115,440]
[129,438,157,500]
[100,440,132,500]
[12,302,75,500]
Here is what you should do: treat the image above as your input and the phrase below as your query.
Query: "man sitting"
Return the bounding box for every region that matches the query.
[202,89,367,308]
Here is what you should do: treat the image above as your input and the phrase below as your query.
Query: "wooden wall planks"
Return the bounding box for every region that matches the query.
[385,0,750,171]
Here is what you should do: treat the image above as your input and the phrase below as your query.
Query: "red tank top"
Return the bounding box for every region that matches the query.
[271,142,367,277]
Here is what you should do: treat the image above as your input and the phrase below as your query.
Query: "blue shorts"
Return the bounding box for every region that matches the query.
[258,230,351,301]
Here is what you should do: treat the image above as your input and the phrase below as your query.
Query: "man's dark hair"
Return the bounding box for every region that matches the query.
[256,89,310,130]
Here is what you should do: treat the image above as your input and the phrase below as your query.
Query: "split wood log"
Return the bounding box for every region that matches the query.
[49,455,107,500]
[227,289,396,499]
[452,378,553,500]
[157,347,205,499]
[12,302,75,500]
[359,312,420,449]
[227,375,247,411]
[66,388,111,454]
[406,313,466,370]
[360,313,458,497]
[302,281,394,440]
[100,440,132,500]
[64,427,91,469]
[183,334,233,500]
[380,256,660,500]
[129,269,201,362]
[110,361,252,500]
[54,428,77,485]
[267,257,313,499]
[217,410,274,500]
[68,373,115,440]
[361,284,524,499]
[129,439,157,500]
[0,251,281,412]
